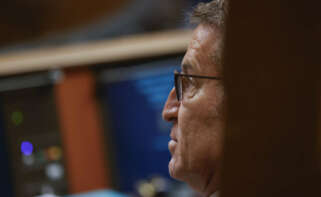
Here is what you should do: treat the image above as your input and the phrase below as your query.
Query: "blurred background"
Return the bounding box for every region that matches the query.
[0,0,209,52]
[0,0,212,197]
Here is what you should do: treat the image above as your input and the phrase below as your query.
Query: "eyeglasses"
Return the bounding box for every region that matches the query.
[174,70,222,101]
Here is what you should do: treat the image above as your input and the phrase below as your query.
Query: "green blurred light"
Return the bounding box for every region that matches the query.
[12,111,24,126]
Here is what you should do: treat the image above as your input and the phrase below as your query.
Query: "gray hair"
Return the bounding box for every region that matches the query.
[190,0,228,29]
[190,0,228,70]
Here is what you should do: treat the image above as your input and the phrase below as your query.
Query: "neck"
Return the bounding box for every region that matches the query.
[202,171,220,197]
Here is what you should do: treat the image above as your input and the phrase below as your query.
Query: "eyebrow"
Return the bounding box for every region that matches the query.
[181,63,194,74]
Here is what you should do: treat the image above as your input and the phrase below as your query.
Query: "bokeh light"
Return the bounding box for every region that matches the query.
[21,141,34,156]
[11,111,24,126]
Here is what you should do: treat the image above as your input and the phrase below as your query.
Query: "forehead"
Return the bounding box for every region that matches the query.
[182,24,221,75]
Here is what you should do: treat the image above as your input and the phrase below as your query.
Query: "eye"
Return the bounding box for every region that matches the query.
[187,76,198,87]
[181,76,198,98]
[181,76,191,90]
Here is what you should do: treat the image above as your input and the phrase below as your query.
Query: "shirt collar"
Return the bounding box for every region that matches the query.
[210,191,219,197]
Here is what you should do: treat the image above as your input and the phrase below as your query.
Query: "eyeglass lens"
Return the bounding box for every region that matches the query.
[175,74,182,101]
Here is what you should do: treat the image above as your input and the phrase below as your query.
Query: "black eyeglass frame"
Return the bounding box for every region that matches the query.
[174,70,222,101]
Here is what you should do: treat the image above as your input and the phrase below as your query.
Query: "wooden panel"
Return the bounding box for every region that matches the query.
[221,0,321,197]
[0,30,191,76]
[43,0,128,31]
[0,0,128,46]
[55,68,111,193]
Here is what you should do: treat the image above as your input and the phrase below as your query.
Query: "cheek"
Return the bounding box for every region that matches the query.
[177,106,197,143]
[176,105,210,160]
[177,94,224,163]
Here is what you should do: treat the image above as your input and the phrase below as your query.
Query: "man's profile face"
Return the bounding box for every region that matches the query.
[162,24,225,195]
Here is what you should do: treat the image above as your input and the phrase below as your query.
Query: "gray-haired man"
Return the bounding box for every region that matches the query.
[162,1,228,196]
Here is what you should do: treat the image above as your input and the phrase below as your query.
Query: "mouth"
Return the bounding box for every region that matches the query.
[170,126,178,141]
[168,139,177,155]
[169,127,178,154]
[170,134,178,142]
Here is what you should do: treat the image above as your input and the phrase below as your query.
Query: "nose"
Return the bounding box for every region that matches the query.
[162,87,179,122]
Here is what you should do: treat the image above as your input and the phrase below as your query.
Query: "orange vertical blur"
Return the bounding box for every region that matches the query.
[55,68,111,193]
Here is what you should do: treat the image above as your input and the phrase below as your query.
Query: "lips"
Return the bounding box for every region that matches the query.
[170,127,178,141]
[168,140,177,155]
[169,126,178,154]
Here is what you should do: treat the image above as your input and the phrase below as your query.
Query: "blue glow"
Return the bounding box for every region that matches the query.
[21,141,33,156]
[134,73,174,110]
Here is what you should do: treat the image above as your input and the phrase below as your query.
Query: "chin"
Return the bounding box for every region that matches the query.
[168,157,185,181]
[168,157,178,178]
[169,157,211,194]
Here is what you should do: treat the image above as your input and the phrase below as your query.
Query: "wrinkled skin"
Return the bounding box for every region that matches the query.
[162,24,225,197]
